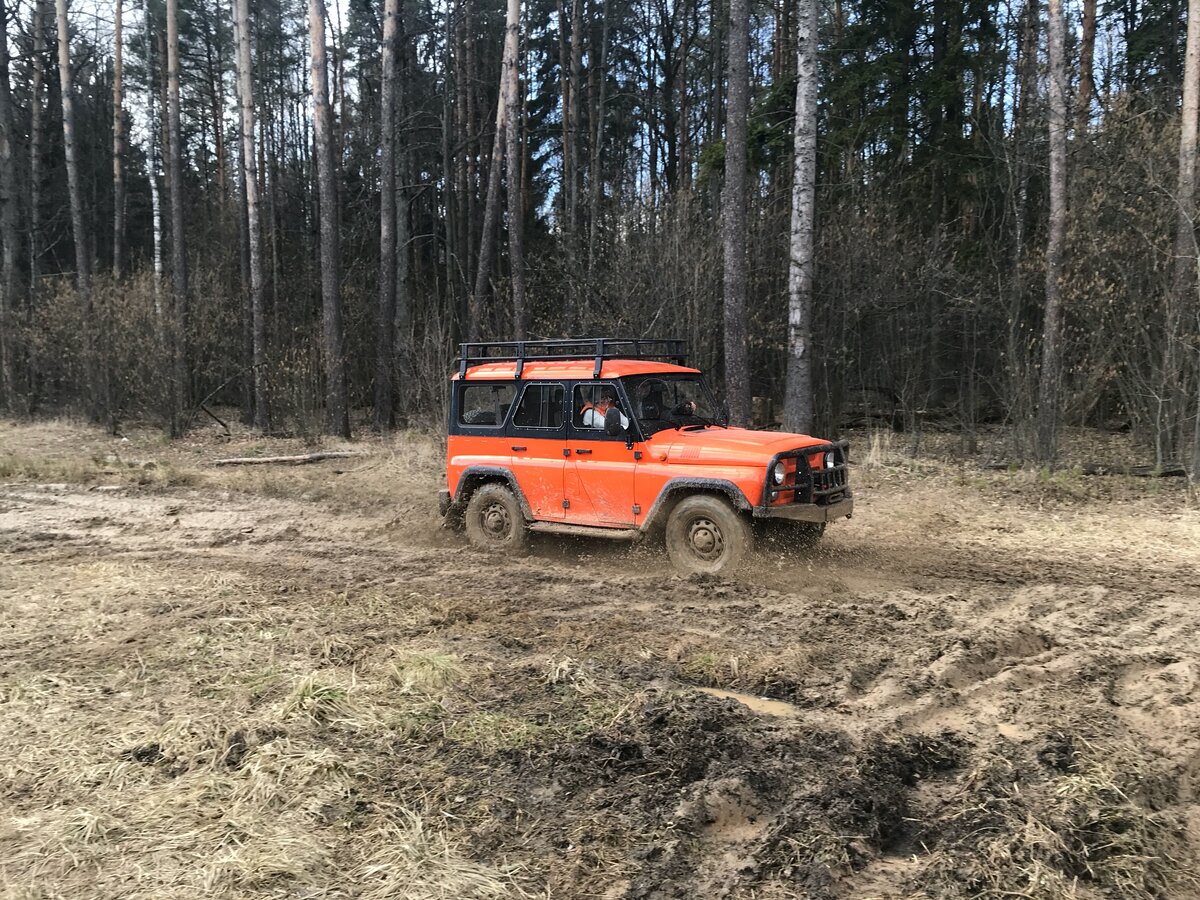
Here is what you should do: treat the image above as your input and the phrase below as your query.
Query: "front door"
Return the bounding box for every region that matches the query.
[564,382,638,526]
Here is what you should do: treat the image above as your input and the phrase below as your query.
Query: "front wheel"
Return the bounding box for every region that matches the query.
[464,483,529,555]
[665,494,749,575]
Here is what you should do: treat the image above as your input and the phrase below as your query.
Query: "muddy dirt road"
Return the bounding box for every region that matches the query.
[2,422,1199,899]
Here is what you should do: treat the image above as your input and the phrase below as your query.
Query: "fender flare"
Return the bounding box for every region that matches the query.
[452,466,534,520]
[640,478,753,532]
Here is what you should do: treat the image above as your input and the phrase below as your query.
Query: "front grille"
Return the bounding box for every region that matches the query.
[764,441,850,507]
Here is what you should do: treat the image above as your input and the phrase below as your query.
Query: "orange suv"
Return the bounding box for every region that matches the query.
[438,338,852,574]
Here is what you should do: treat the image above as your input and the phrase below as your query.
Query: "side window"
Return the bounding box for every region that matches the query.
[459,382,516,428]
[573,383,625,430]
[512,383,565,429]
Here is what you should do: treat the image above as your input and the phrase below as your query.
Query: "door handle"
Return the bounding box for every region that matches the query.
[574,448,592,455]
[511,446,527,452]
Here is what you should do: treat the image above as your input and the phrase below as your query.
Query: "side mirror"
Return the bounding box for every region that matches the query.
[604,406,624,437]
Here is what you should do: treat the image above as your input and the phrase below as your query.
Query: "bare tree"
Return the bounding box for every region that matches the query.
[722,0,750,424]
[783,0,817,435]
[469,7,516,342]
[112,0,126,279]
[1177,0,1200,478]
[1075,0,1097,134]
[375,0,399,429]
[233,0,268,431]
[54,0,91,325]
[503,0,526,338]
[587,0,610,275]
[0,0,18,403]
[166,0,188,432]
[309,0,349,438]
[29,0,48,302]
[1036,0,1068,463]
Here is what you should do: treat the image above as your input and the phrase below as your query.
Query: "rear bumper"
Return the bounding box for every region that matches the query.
[753,495,854,523]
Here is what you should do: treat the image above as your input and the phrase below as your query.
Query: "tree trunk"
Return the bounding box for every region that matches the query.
[375,0,399,430]
[309,0,349,438]
[1036,0,1068,463]
[1075,0,1097,134]
[0,0,18,405]
[1176,0,1200,478]
[143,10,163,318]
[55,0,93,379]
[166,0,189,433]
[722,0,751,425]
[234,0,269,432]
[469,30,510,342]
[112,0,125,280]
[503,0,526,339]
[29,0,48,306]
[568,0,583,242]
[783,0,817,435]
[587,0,609,276]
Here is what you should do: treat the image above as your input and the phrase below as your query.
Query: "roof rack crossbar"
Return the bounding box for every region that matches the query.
[455,338,688,378]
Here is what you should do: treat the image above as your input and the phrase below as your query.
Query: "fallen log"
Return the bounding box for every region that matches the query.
[1078,463,1187,477]
[212,451,362,467]
[981,462,1187,477]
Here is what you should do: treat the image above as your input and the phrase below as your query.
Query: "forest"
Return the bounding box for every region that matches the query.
[0,0,1199,470]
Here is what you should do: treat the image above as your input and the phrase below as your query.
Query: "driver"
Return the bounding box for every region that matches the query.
[581,386,629,429]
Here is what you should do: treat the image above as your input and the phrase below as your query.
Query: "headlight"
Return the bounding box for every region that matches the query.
[772,462,787,484]
[824,451,836,469]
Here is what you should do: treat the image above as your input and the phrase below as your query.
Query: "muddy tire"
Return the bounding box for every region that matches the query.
[665,494,749,575]
[464,483,529,555]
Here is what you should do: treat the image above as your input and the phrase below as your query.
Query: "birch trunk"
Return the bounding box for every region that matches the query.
[1175,0,1200,478]
[54,0,92,322]
[112,0,125,279]
[166,0,189,431]
[503,0,526,339]
[783,0,818,435]
[309,0,349,438]
[234,0,269,431]
[722,0,751,425]
[375,0,399,429]
[1036,0,1068,463]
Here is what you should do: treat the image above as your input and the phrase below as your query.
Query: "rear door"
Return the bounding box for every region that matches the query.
[507,381,567,520]
[564,382,638,526]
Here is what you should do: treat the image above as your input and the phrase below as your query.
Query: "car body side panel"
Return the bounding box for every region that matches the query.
[511,437,567,519]
[632,437,761,527]
[564,438,637,525]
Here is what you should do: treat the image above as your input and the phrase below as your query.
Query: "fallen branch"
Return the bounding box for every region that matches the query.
[212,451,363,467]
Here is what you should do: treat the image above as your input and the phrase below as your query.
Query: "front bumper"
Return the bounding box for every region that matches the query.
[753,495,854,523]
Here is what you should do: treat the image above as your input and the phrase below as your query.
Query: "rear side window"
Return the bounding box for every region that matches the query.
[459,382,515,427]
[512,383,564,429]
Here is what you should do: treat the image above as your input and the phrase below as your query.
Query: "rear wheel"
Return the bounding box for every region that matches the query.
[464,483,529,555]
[665,494,749,575]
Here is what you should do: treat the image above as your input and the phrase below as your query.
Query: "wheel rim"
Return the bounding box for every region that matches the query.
[480,501,512,541]
[686,516,724,562]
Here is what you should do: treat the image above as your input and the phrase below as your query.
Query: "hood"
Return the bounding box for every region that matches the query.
[645,426,831,467]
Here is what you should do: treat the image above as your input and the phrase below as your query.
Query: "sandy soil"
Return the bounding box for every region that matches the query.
[1,419,1198,899]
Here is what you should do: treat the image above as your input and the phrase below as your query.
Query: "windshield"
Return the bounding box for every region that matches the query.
[623,374,721,435]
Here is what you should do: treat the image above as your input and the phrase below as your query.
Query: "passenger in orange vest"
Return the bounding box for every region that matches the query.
[581,386,629,429]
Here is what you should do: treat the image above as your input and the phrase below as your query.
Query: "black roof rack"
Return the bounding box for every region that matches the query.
[456,338,688,379]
